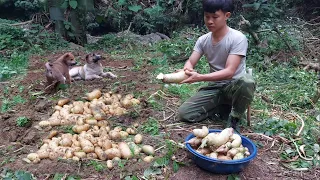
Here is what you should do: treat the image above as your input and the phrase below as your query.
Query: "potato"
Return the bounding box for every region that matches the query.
[107,160,113,169]
[128,142,141,155]
[87,89,102,101]
[47,130,58,139]
[97,120,108,127]
[79,138,95,153]
[113,126,122,132]
[58,98,70,106]
[39,121,51,127]
[131,98,140,106]
[118,142,132,159]
[86,119,98,125]
[196,148,211,155]
[74,151,86,158]
[134,134,143,144]
[233,152,245,160]
[121,98,132,108]
[217,155,232,160]
[49,118,61,126]
[119,131,129,139]
[109,130,121,140]
[143,156,154,163]
[60,138,72,147]
[37,149,49,159]
[72,124,90,133]
[98,138,112,150]
[65,149,73,159]
[72,156,80,161]
[142,145,155,156]
[48,152,59,160]
[105,148,121,160]
[40,143,49,150]
[230,133,242,148]
[87,152,98,159]
[95,147,107,160]
[54,105,62,111]
[126,128,136,135]
[72,105,84,114]
[27,153,40,163]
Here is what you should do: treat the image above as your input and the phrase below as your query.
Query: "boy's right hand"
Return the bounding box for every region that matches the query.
[183,67,194,72]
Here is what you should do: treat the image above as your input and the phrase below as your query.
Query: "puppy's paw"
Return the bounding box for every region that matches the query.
[107,72,117,79]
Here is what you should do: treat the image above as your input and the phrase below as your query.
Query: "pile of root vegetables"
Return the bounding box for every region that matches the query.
[25,89,156,168]
[187,126,251,160]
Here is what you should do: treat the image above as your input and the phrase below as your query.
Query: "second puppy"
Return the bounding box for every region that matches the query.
[45,52,76,87]
[69,53,117,81]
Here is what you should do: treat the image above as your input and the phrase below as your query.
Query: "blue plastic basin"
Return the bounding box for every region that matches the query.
[185,129,258,174]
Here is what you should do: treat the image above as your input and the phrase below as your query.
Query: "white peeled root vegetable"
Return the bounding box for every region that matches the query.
[190,127,251,161]
[156,70,189,83]
[200,128,233,148]
[193,126,209,138]
[230,133,242,148]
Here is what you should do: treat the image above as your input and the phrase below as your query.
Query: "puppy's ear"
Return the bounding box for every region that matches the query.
[85,54,90,63]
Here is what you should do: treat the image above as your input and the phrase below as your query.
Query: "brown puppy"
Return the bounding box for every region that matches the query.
[69,53,117,81]
[45,53,76,89]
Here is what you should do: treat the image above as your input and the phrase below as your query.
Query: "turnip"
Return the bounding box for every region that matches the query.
[156,70,189,83]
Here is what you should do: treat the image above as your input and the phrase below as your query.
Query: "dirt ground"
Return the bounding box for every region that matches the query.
[0,50,319,180]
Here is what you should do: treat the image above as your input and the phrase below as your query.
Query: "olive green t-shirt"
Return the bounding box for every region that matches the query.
[194,27,248,84]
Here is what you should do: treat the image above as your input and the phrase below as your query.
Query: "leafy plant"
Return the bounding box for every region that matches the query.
[141,117,159,135]
[86,160,106,172]
[16,116,30,127]
[1,169,35,180]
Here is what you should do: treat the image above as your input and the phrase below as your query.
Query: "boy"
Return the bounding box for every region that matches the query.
[178,0,255,132]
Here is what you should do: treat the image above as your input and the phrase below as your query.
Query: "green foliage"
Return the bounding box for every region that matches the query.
[16,116,30,127]
[96,0,203,34]
[53,173,81,180]
[141,117,159,135]
[1,168,35,180]
[1,95,26,113]
[86,160,106,172]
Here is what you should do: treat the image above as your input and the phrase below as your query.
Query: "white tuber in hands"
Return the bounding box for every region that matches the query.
[156,70,189,83]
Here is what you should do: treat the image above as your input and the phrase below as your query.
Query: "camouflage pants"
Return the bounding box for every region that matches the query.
[178,74,256,123]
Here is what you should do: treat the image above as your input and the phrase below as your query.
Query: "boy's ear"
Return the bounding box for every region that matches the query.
[225,12,231,18]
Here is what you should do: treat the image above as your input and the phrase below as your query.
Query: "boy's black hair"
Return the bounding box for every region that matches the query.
[202,0,234,13]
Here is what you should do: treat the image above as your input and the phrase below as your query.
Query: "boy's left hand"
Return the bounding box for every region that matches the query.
[181,70,200,84]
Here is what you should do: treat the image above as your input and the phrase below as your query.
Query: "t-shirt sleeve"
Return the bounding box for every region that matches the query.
[193,37,204,55]
[230,34,248,57]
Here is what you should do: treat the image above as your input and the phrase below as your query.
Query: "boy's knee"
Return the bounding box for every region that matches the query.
[178,106,200,123]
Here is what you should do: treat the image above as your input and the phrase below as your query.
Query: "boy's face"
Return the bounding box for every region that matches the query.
[204,10,230,33]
